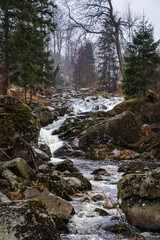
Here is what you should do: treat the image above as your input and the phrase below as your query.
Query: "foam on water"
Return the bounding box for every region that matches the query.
[66,96,124,115]
[39,117,66,155]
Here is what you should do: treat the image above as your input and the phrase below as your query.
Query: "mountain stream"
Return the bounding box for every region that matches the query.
[39,95,160,240]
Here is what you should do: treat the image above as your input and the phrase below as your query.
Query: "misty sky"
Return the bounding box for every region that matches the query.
[112,0,160,41]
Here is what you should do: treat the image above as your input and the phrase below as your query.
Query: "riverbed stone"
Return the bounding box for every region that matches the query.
[24,187,74,219]
[0,199,60,240]
[92,194,105,202]
[55,159,79,172]
[95,208,109,216]
[102,199,114,209]
[63,172,92,190]
[60,177,83,191]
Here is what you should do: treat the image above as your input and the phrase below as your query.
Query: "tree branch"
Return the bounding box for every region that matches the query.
[65,4,104,35]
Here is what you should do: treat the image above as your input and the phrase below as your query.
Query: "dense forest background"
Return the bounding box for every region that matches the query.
[0,0,160,100]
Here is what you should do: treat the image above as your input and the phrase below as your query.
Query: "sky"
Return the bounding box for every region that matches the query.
[112,0,160,41]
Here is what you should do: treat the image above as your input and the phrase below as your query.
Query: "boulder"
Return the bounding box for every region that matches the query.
[118,168,160,232]
[1,169,19,190]
[55,160,79,173]
[60,177,83,191]
[38,143,52,157]
[110,97,160,123]
[0,157,36,181]
[63,172,92,190]
[92,194,105,202]
[36,173,72,201]
[24,187,74,219]
[32,103,57,127]
[0,199,60,240]
[34,148,50,162]
[95,208,109,216]
[8,134,37,168]
[79,111,141,149]
[0,95,40,151]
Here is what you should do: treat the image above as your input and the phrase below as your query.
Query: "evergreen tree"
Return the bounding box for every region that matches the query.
[73,41,96,90]
[122,17,160,98]
[0,0,56,99]
[0,0,16,95]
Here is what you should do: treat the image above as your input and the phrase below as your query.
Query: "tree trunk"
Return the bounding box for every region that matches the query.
[24,87,27,103]
[30,87,32,104]
[4,6,10,96]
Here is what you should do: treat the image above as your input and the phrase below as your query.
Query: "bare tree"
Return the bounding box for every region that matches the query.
[63,0,138,75]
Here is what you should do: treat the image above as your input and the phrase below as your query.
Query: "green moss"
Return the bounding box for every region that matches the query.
[16,177,23,182]
[25,198,45,209]
[151,172,160,179]
[111,223,127,233]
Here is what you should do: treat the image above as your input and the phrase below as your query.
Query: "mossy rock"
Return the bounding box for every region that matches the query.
[0,113,16,148]
[79,111,141,150]
[0,199,60,240]
[109,98,160,123]
[37,174,72,201]
[0,96,40,150]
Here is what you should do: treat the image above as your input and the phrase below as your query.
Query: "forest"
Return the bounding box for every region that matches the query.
[1,1,160,240]
[0,0,160,99]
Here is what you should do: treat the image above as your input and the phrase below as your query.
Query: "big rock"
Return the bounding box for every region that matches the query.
[0,199,60,240]
[0,95,40,161]
[32,103,57,127]
[118,168,160,232]
[79,111,141,149]
[0,95,40,145]
[0,157,36,181]
[24,187,74,219]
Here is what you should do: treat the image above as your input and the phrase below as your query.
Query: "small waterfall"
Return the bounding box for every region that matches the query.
[65,96,124,115]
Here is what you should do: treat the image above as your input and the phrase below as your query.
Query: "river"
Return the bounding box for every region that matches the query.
[39,94,160,240]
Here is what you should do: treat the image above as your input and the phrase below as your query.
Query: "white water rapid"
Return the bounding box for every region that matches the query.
[39,95,159,240]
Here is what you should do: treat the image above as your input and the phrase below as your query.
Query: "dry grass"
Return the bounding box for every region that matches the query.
[8,84,48,104]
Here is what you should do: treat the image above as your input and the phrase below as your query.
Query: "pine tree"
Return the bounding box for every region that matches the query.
[73,41,96,90]
[0,0,56,99]
[122,17,160,98]
[0,0,16,95]
[98,17,119,92]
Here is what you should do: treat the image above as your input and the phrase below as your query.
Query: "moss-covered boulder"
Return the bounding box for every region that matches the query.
[79,111,141,150]
[8,133,37,167]
[24,188,74,219]
[0,95,39,144]
[0,95,40,161]
[0,199,60,240]
[109,97,160,123]
[118,168,160,232]
[36,172,72,201]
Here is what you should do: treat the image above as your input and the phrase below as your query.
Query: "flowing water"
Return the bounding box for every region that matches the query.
[39,95,160,240]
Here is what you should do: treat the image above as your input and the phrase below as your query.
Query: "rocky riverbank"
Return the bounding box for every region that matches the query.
[0,93,91,239]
